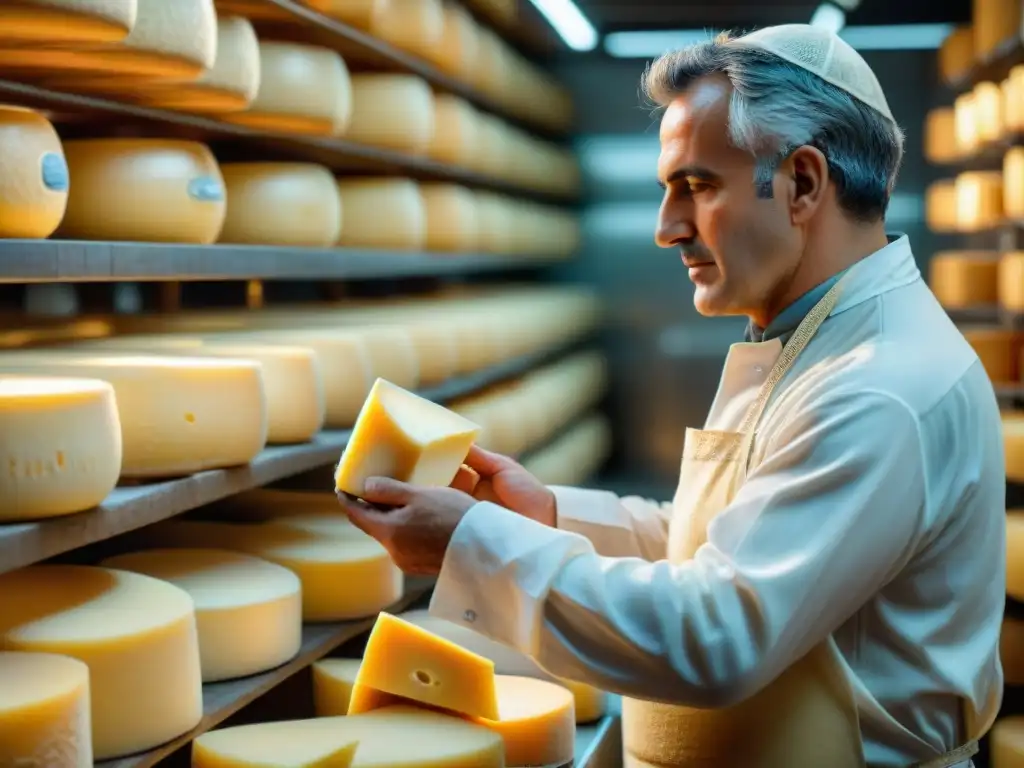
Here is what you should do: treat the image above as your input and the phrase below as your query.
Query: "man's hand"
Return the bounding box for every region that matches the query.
[336,480,477,576]
[450,445,557,528]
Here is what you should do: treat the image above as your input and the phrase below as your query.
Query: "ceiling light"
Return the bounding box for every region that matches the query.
[526,0,599,51]
[830,0,861,9]
[810,3,846,33]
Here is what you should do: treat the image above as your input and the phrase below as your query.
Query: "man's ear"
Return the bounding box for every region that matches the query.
[782,145,829,224]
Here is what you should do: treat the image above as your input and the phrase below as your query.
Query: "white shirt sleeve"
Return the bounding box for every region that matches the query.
[550,485,672,560]
[429,390,926,707]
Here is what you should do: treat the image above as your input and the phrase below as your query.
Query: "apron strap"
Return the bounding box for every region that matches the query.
[906,739,978,768]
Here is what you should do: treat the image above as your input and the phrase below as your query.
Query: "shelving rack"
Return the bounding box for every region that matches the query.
[0,1,621,766]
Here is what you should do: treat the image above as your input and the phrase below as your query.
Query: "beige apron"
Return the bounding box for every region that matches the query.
[621,281,980,768]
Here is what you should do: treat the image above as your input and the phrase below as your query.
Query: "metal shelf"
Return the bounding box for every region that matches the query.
[0,80,577,206]
[0,239,568,284]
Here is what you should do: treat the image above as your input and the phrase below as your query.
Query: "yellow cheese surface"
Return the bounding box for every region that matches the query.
[474,675,576,766]
[938,25,973,85]
[369,0,444,59]
[928,251,1000,308]
[302,0,386,28]
[352,612,499,720]
[56,138,226,244]
[1006,66,1024,134]
[0,565,202,760]
[0,352,267,478]
[924,107,959,164]
[428,94,479,167]
[974,81,1004,144]
[1005,413,1024,482]
[0,106,68,239]
[336,178,426,249]
[140,516,403,622]
[0,651,92,767]
[335,378,480,497]
[100,548,302,683]
[925,180,960,233]
[1006,147,1024,219]
[956,171,1004,231]
[421,183,479,252]
[1001,252,1024,311]
[991,716,1024,767]
[312,657,362,716]
[0,0,135,44]
[424,3,478,80]
[345,74,435,154]
[193,706,504,767]
[961,326,1017,383]
[0,376,121,521]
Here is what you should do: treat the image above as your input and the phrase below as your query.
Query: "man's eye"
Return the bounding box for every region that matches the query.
[686,178,710,193]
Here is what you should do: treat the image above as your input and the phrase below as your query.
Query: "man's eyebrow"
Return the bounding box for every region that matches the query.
[657,167,721,189]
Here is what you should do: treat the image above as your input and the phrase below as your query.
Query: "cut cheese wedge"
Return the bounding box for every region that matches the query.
[346,74,434,154]
[0,376,121,522]
[0,565,203,760]
[223,41,352,136]
[218,163,342,247]
[0,352,267,478]
[334,378,480,497]
[961,326,1018,383]
[474,675,576,767]
[192,706,504,768]
[336,178,426,250]
[428,94,479,167]
[139,15,260,113]
[421,183,479,252]
[0,651,92,768]
[312,658,363,716]
[0,0,136,44]
[101,549,302,683]
[352,612,499,720]
[138,518,403,622]
[0,106,68,239]
[56,139,226,244]
[928,251,999,308]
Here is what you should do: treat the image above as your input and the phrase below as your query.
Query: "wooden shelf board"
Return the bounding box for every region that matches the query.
[0,239,568,284]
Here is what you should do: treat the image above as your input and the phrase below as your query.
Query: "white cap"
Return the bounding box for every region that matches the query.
[730,24,895,123]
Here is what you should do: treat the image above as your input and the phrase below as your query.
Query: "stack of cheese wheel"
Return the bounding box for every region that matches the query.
[938,26,973,86]
[0,351,269,478]
[133,503,403,622]
[956,171,1004,232]
[926,180,960,233]
[1000,252,1024,312]
[928,251,1000,309]
[960,326,1018,384]
[521,414,614,486]
[0,106,69,239]
[924,108,959,164]
[0,564,204,760]
[0,375,122,522]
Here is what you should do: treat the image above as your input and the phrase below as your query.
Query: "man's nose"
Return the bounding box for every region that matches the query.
[655,199,696,248]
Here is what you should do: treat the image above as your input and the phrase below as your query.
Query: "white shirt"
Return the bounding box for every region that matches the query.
[429,236,1006,766]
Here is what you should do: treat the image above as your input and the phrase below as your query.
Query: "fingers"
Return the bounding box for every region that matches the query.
[361,477,414,506]
[450,465,479,494]
[464,444,514,476]
[335,492,395,539]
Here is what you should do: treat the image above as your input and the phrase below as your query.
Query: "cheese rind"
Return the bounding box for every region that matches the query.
[0,376,121,521]
[0,651,92,768]
[100,548,302,683]
[0,565,203,760]
[334,378,480,497]
[474,675,576,766]
[421,183,479,252]
[0,0,135,44]
[336,177,426,249]
[345,74,435,153]
[352,612,499,720]
[0,106,69,239]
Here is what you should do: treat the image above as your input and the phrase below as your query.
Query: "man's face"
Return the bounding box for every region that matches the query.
[656,75,802,321]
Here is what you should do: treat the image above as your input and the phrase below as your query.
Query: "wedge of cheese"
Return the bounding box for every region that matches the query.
[0,106,68,239]
[335,378,480,497]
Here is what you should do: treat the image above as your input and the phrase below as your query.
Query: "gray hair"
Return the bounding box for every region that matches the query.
[643,32,905,223]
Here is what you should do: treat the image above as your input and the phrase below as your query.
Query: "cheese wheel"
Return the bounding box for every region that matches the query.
[0,376,121,522]
[472,113,511,177]
[974,0,1021,62]
[925,180,960,233]
[961,326,1017,383]
[0,0,216,83]
[0,106,68,239]
[369,0,444,59]
[428,94,479,167]
[346,74,435,153]
[421,183,479,252]
[992,716,1024,767]
[559,676,608,724]
[140,517,403,622]
[475,191,515,252]
[223,42,352,136]
[192,707,504,767]
[302,0,388,28]
[924,108,959,164]
[334,378,481,497]
[1005,412,1024,481]
[312,658,362,716]
[955,93,979,156]
[100,549,302,683]
[0,353,267,478]
[1007,147,1024,219]
[1001,252,1024,311]
[0,0,135,44]
[336,178,426,249]
[0,651,91,768]
[974,81,1003,144]
[938,25,973,85]
[956,171,1003,232]
[1009,510,1024,600]
[473,676,575,767]
[1003,616,1024,687]
[353,612,499,720]
[1006,67,1024,134]
[56,139,226,244]
[139,15,260,113]
[928,251,999,308]
[422,2,479,81]
[0,565,203,760]
[218,163,342,247]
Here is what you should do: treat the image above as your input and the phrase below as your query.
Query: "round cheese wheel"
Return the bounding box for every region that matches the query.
[475,676,575,767]
[961,326,1017,383]
[974,81,1003,144]
[422,2,478,81]
[1004,413,1024,482]
[0,565,203,760]
[471,113,510,177]
[336,178,426,249]
[1006,147,1024,220]
[1000,252,1024,311]
[302,0,389,28]
[955,171,1003,232]
[0,651,92,767]
[992,716,1024,767]
[925,180,960,233]
[1006,66,1024,134]
[312,657,362,716]
[0,106,68,239]
[369,0,444,58]
[56,138,226,244]
[0,0,135,44]
[428,94,479,167]
[1004,616,1024,687]
[954,92,979,156]
[345,74,435,154]
[472,27,507,99]
[928,251,999,308]
[139,15,260,113]
[218,162,342,247]
[223,41,352,136]
[475,191,515,252]
[101,548,302,683]
[421,183,479,252]
[924,108,959,164]
[0,376,121,522]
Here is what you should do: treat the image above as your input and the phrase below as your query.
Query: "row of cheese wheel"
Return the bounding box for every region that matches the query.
[929,251,1024,311]
[924,74,1024,164]
[8,107,580,250]
[936,0,1019,87]
[0,0,572,136]
[924,161,1024,233]
[0,288,601,520]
